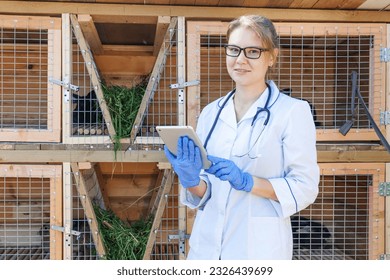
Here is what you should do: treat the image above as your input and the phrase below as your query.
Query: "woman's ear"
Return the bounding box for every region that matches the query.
[269,48,279,67]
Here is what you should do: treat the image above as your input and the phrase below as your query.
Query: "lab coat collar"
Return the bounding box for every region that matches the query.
[219,81,280,127]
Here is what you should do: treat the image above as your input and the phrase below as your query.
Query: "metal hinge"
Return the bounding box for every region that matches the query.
[170,80,200,89]
[379,254,390,260]
[380,48,390,62]
[378,182,390,196]
[49,78,80,92]
[168,231,190,255]
[380,111,390,125]
[51,225,81,237]
[168,231,190,241]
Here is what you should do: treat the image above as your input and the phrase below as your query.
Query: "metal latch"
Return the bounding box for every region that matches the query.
[378,182,390,196]
[49,78,80,92]
[380,111,390,125]
[51,225,81,237]
[380,48,390,62]
[170,80,200,89]
[379,254,390,260]
[168,231,190,242]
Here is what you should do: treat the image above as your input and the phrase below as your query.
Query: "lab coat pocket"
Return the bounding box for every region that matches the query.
[248,217,291,260]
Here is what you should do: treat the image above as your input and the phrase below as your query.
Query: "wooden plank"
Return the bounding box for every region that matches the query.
[143,169,173,259]
[0,14,61,29]
[2,2,390,22]
[91,15,158,24]
[62,162,73,259]
[153,16,170,56]
[50,166,63,260]
[98,162,159,174]
[70,14,116,141]
[357,0,390,9]
[386,24,390,257]
[147,170,164,216]
[94,163,112,210]
[313,0,366,9]
[94,55,155,75]
[104,176,157,198]
[70,162,106,258]
[78,14,103,55]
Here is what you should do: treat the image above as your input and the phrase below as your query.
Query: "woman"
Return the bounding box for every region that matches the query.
[164,15,319,259]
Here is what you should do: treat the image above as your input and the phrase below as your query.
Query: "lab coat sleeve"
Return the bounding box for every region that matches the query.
[180,173,211,210]
[269,101,319,218]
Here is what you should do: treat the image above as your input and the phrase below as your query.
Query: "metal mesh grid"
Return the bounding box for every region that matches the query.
[130,22,180,150]
[69,169,100,260]
[0,17,57,135]
[68,24,107,141]
[0,165,60,260]
[191,23,384,141]
[292,165,384,260]
[150,178,180,260]
[273,25,384,131]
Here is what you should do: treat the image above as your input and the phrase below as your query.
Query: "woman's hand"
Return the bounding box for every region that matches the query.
[164,136,203,188]
[206,156,253,192]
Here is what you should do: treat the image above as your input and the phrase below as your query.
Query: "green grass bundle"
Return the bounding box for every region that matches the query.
[102,82,146,153]
[94,205,153,260]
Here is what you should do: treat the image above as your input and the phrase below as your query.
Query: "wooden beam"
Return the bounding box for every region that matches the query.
[78,14,104,55]
[94,55,155,75]
[102,44,154,56]
[153,16,170,56]
[91,15,158,24]
[1,1,390,22]
[0,148,389,163]
[0,150,167,163]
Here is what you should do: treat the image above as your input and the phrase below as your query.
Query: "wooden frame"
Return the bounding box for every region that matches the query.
[62,14,116,145]
[186,21,387,142]
[318,163,385,260]
[0,164,62,259]
[0,15,61,142]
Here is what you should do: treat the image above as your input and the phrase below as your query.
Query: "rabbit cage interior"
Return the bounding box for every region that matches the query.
[186,21,386,260]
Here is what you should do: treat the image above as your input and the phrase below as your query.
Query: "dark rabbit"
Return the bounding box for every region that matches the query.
[72,90,103,125]
[291,216,332,249]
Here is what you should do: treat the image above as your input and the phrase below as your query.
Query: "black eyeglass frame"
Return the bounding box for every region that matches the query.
[224,44,269,59]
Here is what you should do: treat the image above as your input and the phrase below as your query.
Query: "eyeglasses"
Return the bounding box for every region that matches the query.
[224,44,269,59]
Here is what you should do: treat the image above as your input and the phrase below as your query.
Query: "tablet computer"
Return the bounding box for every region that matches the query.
[156,125,211,169]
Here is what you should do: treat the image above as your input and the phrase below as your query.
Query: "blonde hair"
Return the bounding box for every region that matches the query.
[227,15,279,62]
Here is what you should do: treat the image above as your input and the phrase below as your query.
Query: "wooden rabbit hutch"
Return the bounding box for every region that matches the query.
[0,0,389,261]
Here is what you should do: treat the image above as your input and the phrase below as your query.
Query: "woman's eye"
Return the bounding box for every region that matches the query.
[248,49,260,55]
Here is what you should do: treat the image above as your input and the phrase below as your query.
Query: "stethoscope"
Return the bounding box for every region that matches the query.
[203,82,272,150]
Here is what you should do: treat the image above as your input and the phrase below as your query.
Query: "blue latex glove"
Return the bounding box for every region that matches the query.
[206,155,254,192]
[164,136,202,188]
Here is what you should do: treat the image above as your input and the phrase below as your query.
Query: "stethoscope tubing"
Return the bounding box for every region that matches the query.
[203,82,272,150]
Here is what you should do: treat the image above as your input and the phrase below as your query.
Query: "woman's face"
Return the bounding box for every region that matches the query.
[226,26,275,88]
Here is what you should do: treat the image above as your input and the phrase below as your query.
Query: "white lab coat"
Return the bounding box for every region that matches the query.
[180,80,319,260]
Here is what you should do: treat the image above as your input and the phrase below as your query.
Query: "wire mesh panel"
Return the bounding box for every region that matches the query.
[186,21,386,141]
[292,163,385,260]
[62,14,112,145]
[0,15,61,142]
[64,163,105,260]
[0,164,62,260]
[129,17,180,150]
[149,177,181,260]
